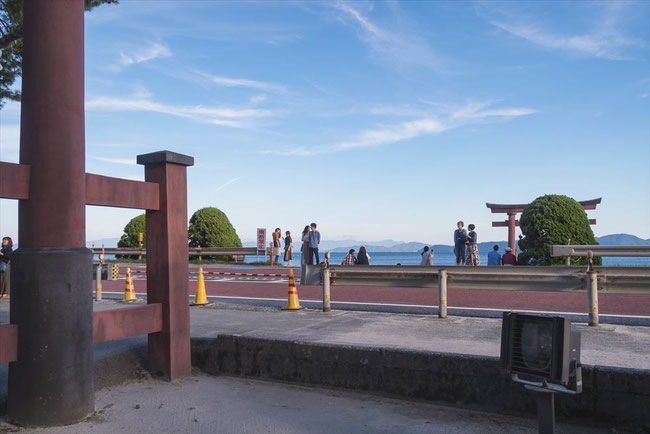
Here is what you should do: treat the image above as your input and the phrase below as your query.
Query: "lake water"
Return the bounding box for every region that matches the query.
[247,251,650,267]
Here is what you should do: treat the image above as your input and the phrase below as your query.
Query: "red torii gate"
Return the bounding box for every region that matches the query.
[0,0,192,427]
[486,198,601,253]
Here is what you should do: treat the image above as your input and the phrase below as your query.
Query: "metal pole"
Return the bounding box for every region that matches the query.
[438,269,448,319]
[565,256,571,266]
[536,389,556,434]
[95,264,102,301]
[322,267,331,312]
[586,250,598,326]
[587,270,599,327]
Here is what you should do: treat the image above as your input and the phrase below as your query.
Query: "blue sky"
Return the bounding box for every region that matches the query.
[1,0,649,244]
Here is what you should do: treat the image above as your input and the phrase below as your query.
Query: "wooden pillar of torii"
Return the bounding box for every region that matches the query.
[486,198,602,254]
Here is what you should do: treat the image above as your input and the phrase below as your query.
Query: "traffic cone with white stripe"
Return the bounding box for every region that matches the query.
[192,268,214,307]
[122,267,137,302]
[283,269,301,311]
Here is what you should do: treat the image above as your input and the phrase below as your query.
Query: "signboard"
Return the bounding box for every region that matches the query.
[256,228,266,251]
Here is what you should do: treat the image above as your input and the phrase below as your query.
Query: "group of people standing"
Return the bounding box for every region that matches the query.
[454,221,480,266]
[0,236,13,298]
[270,223,322,266]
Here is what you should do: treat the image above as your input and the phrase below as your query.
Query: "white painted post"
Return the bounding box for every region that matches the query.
[323,267,331,312]
[95,264,102,302]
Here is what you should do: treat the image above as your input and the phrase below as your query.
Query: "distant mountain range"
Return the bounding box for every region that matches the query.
[595,234,650,246]
[244,233,650,254]
[94,233,649,251]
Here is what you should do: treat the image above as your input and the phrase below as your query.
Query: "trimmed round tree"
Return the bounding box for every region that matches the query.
[518,195,600,266]
[117,214,146,259]
[188,207,242,249]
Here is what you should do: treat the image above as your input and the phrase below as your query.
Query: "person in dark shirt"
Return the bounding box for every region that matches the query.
[0,236,13,297]
[502,247,517,266]
[283,231,293,267]
[464,224,480,266]
[453,221,467,265]
[356,246,370,265]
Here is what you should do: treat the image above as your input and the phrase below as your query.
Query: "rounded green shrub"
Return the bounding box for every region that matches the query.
[188,207,242,248]
[518,195,601,266]
[117,213,146,259]
[117,213,146,248]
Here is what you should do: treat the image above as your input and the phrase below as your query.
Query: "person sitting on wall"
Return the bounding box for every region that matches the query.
[341,249,357,265]
[487,245,502,266]
[502,247,517,266]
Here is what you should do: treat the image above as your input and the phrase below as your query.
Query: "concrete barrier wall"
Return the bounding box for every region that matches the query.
[192,335,650,429]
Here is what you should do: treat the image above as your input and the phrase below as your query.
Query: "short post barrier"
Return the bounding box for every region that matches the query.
[438,269,448,319]
[110,264,119,281]
[95,264,102,301]
[586,251,599,327]
[270,242,274,267]
[322,267,331,312]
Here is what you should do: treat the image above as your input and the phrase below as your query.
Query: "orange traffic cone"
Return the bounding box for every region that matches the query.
[283,269,301,311]
[122,267,137,302]
[191,268,213,307]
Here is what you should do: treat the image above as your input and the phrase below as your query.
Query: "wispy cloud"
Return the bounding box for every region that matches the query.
[89,156,137,166]
[215,177,241,193]
[329,1,446,72]
[260,102,535,156]
[116,42,172,69]
[478,2,645,60]
[86,95,272,128]
[203,73,287,93]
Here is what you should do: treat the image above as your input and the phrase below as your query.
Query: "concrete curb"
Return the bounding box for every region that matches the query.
[191,334,650,429]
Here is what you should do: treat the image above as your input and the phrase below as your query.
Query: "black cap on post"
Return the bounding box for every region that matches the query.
[137,151,194,167]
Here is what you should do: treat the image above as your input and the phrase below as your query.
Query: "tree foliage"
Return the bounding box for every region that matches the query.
[188,207,242,249]
[117,214,146,249]
[517,194,600,266]
[0,0,117,108]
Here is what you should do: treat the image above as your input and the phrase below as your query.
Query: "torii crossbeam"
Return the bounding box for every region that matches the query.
[486,198,601,253]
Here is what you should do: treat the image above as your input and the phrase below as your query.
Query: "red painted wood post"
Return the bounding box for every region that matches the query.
[9,0,94,427]
[507,212,517,254]
[137,151,194,380]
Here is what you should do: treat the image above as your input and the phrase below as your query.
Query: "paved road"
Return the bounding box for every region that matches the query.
[3,374,604,434]
[100,275,650,317]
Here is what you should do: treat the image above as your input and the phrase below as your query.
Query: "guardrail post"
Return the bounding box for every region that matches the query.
[323,267,331,312]
[586,251,598,326]
[587,270,599,326]
[95,264,102,301]
[438,269,448,319]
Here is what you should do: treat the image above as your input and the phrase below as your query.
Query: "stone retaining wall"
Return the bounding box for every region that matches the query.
[192,335,650,429]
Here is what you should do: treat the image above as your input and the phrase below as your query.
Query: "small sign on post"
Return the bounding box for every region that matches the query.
[257,228,266,262]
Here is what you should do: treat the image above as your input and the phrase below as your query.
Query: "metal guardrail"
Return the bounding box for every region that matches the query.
[325,265,650,294]
[551,245,650,258]
[316,264,650,326]
[92,247,265,258]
